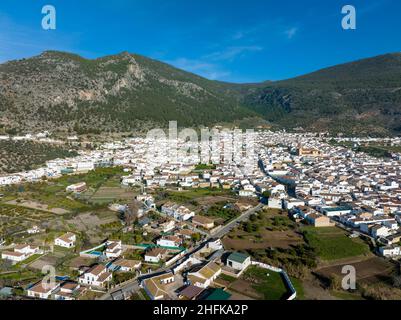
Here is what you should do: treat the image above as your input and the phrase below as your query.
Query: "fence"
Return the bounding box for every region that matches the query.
[165,250,187,267]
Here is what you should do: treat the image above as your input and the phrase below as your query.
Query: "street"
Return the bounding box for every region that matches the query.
[99,202,264,300]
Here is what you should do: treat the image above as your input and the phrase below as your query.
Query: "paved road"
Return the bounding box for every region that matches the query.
[211,203,264,239]
[100,203,264,300]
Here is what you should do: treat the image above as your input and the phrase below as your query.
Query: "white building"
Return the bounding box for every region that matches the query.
[144,248,166,263]
[54,282,84,301]
[187,262,221,289]
[379,246,401,258]
[78,265,112,288]
[161,202,195,221]
[141,272,175,300]
[55,233,76,248]
[27,281,60,300]
[371,225,392,239]
[226,252,251,271]
[268,197,283,209]
[66,182,87,193]
[239,190,257,197]
[27,225,42,234]
[1,244,41,263]
[105,240,122,259]
[111,259,142,272]
[156,236,182,248]
[283,198,305,210]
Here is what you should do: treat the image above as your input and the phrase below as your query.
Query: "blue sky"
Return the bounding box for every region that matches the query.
[0,0,400,82]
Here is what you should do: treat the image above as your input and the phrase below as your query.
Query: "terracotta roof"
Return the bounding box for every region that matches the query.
[87,265,106,276]
[28,282,58,294]
[57,233,75,243]
[114,259,141,269]
[146,248,166,257]
[179,285,204,299]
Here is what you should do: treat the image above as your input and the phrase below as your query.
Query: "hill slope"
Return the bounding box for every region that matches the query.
[243,53,401,135]
[1,51,401,136]
[0,51,256,134]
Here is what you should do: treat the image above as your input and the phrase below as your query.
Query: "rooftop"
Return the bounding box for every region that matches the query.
[227,252,250,264]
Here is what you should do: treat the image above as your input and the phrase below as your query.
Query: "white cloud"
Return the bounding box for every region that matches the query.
[284,27,298,39]
[204,46,263,62]
[232,31,245,40]
[167,57,231,80]
[167,44,264,81]
[167,42,263,81]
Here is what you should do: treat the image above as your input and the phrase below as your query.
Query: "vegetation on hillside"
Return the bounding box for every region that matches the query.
[243,53,401,136]
[0,140,78,173]
[1,51,401,135]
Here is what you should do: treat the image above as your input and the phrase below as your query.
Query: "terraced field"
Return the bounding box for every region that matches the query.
[0,205,53,237]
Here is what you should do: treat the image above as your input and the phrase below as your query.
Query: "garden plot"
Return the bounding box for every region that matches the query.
[224,266,292,300]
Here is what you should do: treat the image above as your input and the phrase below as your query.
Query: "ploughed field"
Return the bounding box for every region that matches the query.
[316,257,396,286]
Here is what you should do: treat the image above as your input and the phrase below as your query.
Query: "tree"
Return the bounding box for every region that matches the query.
[328,275,342,291]
[262,190,271,199]
[191,233,201,243]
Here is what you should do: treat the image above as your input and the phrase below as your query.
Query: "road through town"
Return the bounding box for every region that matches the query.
[100,202,264,300]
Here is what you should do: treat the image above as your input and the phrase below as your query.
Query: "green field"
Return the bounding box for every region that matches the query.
[0,167,131,211]
[329,140,401,159]
[302,227,370,261]
[194,164,216,170]
[203,202,240,224]
[244,266,290,300]
[291,277,305,300]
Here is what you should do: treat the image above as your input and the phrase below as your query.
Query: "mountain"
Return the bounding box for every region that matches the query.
[0,51,258,134]
[242,53,401,136]
[1,51,401,136]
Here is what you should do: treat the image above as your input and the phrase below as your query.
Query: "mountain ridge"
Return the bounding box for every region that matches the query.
[1,51,401,136]
[243,52,401,136]
[0,50,258,134]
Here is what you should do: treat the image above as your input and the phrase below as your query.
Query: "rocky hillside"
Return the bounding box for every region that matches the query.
[1,51,401,136]
[0,51,256,134]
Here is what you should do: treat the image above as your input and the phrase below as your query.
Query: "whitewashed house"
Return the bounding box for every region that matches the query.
[78,265,112,288]
[55,233,77,248]
[226,252,251,271]
[105,240,122,259]
[379,246,401,258]
[2,244,41,263]
[157,236,182,248]
[27,281,60,300]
